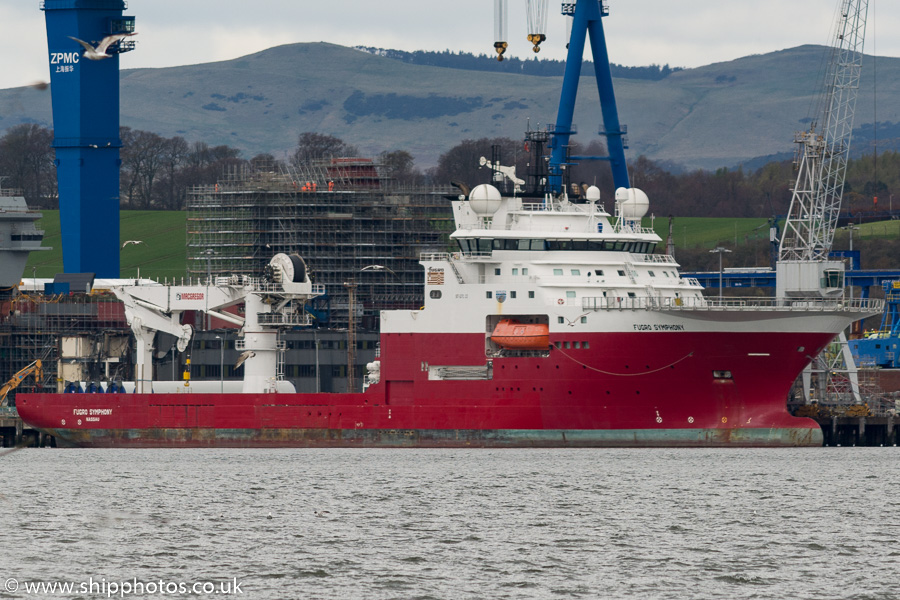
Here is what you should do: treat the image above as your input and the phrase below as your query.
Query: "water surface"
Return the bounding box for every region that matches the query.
[1,448,897,599]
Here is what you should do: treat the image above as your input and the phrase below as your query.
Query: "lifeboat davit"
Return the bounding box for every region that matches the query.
[490,319,549,350]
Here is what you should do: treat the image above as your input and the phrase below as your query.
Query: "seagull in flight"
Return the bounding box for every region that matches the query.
[68,33,137,61]
[561,313,589,327]
[121,240,145,248]
[234,350,256,370]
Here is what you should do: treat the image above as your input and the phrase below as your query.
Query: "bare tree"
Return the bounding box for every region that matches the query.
[378,150,422,186]
[433,137,525,190]
[0,124,57,207]
[291,132,358,166]
[159,136,189,210]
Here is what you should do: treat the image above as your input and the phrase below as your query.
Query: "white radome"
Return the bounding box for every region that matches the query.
[468,184,503,216]
[615,187,650,219]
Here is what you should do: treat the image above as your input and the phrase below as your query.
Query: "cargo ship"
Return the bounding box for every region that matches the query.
[16,183,882,447]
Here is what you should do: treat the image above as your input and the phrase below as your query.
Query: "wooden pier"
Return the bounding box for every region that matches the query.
[815,415,899,447]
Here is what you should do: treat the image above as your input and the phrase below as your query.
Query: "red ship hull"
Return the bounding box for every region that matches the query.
[17,331,830,447]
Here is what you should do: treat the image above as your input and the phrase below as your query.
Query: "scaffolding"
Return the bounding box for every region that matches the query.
[186,159,455,328]
[0,291,133,404]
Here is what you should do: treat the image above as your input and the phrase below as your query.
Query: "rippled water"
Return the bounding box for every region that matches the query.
[1,448,898,599]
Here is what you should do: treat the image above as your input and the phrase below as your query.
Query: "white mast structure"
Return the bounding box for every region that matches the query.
[776,0,868,299]
[775,0,869,405]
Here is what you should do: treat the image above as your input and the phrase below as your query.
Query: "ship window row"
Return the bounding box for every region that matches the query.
[483,290,529,299]
[558,317,588,325]
[553,341,590,349]
[457,239,657,254]
[10,234,43,241]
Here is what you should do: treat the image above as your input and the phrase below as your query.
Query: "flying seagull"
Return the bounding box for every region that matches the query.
[68,33,137,61]
[561,313,589,327]
[121,240,145,248]
[234,350,256,370]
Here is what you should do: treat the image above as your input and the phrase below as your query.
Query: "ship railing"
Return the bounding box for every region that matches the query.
[581,295,885,312]
[257,312,315,326]
[615,224,657,235]
[420,251,493,261]
[420,252,451,261]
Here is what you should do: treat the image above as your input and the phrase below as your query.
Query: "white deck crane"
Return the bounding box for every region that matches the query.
[776,0,868,299]
[774,0,869,406]
[112,254,323,394]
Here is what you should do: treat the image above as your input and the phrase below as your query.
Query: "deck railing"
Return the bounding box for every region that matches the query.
[582,296,885,312]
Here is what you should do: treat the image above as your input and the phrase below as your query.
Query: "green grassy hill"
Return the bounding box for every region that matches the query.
[23,211,797,280]
[26,210,187,279]
[25,209,898,281]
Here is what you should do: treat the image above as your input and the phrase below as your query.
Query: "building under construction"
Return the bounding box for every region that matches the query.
[186,159,455,329]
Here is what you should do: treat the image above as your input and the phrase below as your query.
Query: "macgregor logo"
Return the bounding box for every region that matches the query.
[176,292,204,300]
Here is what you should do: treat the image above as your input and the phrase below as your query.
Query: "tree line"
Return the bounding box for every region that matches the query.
[355,47,682,80]
[1,123,897,221]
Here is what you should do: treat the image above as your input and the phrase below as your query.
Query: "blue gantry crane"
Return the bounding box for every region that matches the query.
[493,0,629,193]
[42,0,136,278]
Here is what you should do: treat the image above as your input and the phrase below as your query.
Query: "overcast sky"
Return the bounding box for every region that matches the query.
[2,0,898,89]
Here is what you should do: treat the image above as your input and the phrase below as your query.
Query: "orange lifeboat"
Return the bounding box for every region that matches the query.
[490,319,549,350]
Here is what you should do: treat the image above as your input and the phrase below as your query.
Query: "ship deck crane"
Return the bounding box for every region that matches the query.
[0,360,43,408]
[775,0,869,406]
[111,254,323,394]
[776,0,868,299]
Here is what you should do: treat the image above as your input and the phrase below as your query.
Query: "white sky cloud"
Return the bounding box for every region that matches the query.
[2,0,898,89]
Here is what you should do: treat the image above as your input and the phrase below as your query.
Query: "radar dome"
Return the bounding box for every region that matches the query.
[585,186,601,202]
[468,184,502,216]
[614,187,650,219]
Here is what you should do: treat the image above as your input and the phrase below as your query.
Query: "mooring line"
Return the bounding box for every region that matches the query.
[553,347,694,376]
